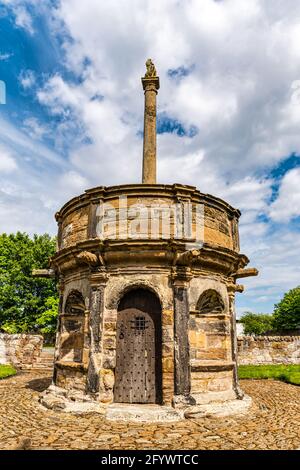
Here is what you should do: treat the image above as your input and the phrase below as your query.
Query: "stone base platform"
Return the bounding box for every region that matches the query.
[184,395,252,419]
[40,384,251,421]
[105,404,184,423]
[39,384,105,414]
[40,390,184,421]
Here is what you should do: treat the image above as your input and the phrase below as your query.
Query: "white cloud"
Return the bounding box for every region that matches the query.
[269,167,300,222]
[0,53,13,61]
[33,0,300,189]
[23,117,48,140]
[29,0,300,312]
[237,227,300,313]
[57,170,89,200]
[0,117,69,235]
[3,0,35,34]
[0,117,66,169]
[1,0,300,314]
[0,147,17,173]
[19,70,36,90]
[13,6,33,33]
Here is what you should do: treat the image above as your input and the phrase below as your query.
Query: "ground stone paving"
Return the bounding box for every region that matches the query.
[0,371,299,450]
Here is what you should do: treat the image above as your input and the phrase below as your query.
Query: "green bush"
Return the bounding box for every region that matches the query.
[239,312,274,335]
[0,364,17,379]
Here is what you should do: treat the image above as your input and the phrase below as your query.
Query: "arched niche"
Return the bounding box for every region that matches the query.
[197,289,225,314]
[59,290,85,363]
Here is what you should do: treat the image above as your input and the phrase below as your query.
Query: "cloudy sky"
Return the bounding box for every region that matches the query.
[0,0,300,316]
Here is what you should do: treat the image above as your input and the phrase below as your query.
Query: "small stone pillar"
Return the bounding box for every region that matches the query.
[86,272,107,395]
[172,270,195,406]
[52,279,64,385]
[227,283,244,399]
[141,59,160,184]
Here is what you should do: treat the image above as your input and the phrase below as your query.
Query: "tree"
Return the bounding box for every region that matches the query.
[36,296,59,335]
[0,232,58,334]
[272,286,300,331]
[239,312,274,335]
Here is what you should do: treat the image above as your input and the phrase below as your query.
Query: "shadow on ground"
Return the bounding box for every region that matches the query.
[26,377,52,392]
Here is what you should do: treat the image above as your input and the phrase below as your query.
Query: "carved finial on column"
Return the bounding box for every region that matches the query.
[141,59,160,184]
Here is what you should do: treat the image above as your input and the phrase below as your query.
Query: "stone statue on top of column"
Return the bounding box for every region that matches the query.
[145,59,157,78]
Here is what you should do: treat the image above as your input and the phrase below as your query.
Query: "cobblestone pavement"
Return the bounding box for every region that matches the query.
[0,371,299,450]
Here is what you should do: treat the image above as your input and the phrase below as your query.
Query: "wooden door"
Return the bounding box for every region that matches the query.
[114,289,162,404]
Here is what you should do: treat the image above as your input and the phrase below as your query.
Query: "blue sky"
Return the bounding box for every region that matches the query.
[0,0,300,317]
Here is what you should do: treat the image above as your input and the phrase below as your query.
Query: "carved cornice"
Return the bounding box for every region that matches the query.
[51,242,105,274]
[51,239,249,277]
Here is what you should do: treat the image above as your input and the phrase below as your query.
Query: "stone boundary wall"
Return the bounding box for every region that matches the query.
[237,336,300,365]
[0,334,43,369]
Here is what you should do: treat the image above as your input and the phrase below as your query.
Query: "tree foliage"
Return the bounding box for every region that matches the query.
[272,286,300,331]
[240,287,300,335]
[239,312,274,335]
[36,296,59,334]
[0,232,58,335]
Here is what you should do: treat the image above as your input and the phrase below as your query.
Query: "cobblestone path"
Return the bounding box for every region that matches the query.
[0,371,299,450]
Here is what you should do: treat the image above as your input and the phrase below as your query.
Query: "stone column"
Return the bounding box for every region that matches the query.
[86,272,107,396]
[52,278,64,386]
[227,284,244,399]
[141,66,160,184]
[172,271,195,406]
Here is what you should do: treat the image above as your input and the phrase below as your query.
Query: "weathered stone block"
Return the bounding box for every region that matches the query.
[162,357,174,373]
[0,334,43,369]
[162,309,173,326]
[100,369,115,391]
[208,377,231,392]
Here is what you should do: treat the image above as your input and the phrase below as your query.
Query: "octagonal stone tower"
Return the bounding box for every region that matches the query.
[41,60,257,415]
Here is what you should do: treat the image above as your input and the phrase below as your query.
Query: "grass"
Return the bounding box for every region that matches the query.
[238,364,300,385]
[0,364,17,380]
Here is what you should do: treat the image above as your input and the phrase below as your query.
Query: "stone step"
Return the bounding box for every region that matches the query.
[37,357,54,364]
[33,361,53,366]
[33,350,55,370]
[105,404,184,423]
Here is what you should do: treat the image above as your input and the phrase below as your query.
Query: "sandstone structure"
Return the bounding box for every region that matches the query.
[39,61,258,414]
[0,334,43,369]
[238,335,300,365]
